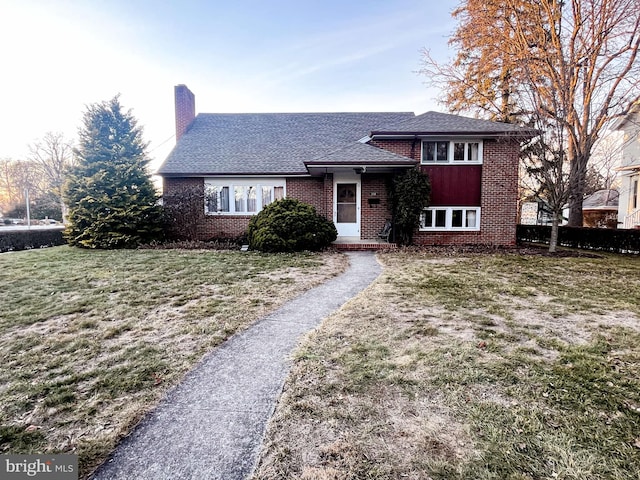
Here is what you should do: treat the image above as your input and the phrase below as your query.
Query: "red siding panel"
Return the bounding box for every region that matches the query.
[421,165,482,206]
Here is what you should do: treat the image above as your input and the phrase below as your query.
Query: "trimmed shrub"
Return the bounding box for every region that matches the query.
[0,228,66,253]
[247,198,337,252]
[517,225,640,254]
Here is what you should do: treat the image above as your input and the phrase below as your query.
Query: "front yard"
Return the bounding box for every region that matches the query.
[253,250,640,480]
[3,246,640,480]
[0,246,346,478]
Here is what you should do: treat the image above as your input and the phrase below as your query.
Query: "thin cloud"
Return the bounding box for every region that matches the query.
[248,7,454,89]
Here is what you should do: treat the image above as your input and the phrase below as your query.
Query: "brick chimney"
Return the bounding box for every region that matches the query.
[174,84,195,141]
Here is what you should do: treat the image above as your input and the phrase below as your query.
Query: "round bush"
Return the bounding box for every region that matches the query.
[247,198,337,252]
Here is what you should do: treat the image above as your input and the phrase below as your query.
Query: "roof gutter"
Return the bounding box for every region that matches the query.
[615,164,640,173]
[157,172,311,178]
[304,163,416,170]
[370,130,540,139]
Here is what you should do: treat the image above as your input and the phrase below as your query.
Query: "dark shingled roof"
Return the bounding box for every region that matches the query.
[158,112,414,175]
[306,142,417,166]
[371,111,538,136]
[157,111,536,176]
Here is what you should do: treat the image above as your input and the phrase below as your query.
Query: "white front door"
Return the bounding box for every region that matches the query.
[334,174,361,238]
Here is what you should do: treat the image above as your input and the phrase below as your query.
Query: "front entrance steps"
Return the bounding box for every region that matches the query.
[332,237,396,251]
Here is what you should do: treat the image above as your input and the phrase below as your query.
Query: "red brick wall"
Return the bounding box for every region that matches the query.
[164,177,201,196]
[163,176,334,240]
[163,177,251,239]
[199,215,253,239]
[413,230,485,245]
[175,85,195,141]
[476,138,520,245]
[323,174,334,222]
[361,174,391,240]
[286,177,328,217]
[368,139,419,160]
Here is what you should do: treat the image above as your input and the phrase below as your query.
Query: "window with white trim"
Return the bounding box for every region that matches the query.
[421,140,483,164]
[420,207,481,231]
[205,179,285,215]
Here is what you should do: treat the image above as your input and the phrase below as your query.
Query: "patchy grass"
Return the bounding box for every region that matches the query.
[0,246,346,478]
[253,250,640,480]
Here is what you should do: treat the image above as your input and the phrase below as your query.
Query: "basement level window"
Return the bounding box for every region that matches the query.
[420,207,481,231]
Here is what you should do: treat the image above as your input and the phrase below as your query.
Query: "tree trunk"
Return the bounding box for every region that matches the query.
[61,199,69,224]
[568,151,588,227]
[549,213,559,253]
[568,196,583,227]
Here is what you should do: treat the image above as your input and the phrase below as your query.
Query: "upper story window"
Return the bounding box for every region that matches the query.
[205,178,285,215]
[421,140,483,164]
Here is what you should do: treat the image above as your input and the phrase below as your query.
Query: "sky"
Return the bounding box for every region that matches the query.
[0,0,459,172]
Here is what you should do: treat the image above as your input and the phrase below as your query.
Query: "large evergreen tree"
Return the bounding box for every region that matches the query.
[64,96,163,248]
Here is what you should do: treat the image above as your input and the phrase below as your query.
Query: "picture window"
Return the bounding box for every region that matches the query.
[205,179,285,215]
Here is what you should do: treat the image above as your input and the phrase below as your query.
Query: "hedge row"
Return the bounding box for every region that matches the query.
[0,228,66,253]
[517,225,640,254]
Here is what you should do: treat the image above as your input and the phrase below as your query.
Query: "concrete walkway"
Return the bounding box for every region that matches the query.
[90,251,381,480]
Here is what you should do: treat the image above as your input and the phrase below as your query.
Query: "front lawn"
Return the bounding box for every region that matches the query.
[0,246,346,478]
[253,250,640,480]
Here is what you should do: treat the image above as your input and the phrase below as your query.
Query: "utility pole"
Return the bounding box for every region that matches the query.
[25,188,31,228]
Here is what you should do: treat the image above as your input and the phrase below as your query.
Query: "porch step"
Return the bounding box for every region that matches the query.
[332,241,397,251]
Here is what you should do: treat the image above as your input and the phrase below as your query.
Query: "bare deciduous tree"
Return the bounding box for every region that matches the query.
[0,158,42,216]
[421,0,540,123]
[584,132,622,195]
[162,185,204,240]
[521,116,570,252]
[421,0,640,226]
[0,159,16,213]
[29,132,75,222]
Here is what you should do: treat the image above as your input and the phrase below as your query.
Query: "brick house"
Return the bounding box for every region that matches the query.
[158,85,537,246]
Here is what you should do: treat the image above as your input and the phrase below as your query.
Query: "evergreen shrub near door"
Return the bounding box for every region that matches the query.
[247,198,337,252]
[388,168,431,246]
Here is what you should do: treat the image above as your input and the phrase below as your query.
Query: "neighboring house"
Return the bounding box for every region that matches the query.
[158,85,537,246]
[616,102,640,229]
[583,189,619,228]
[519,201,569,226]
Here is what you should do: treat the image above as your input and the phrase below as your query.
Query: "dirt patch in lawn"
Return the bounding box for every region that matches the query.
[253,251,640,480]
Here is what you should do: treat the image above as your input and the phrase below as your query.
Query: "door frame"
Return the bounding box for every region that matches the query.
[333,173,361,238]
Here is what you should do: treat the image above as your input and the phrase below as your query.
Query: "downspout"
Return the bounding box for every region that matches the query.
[410,135,418,160]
